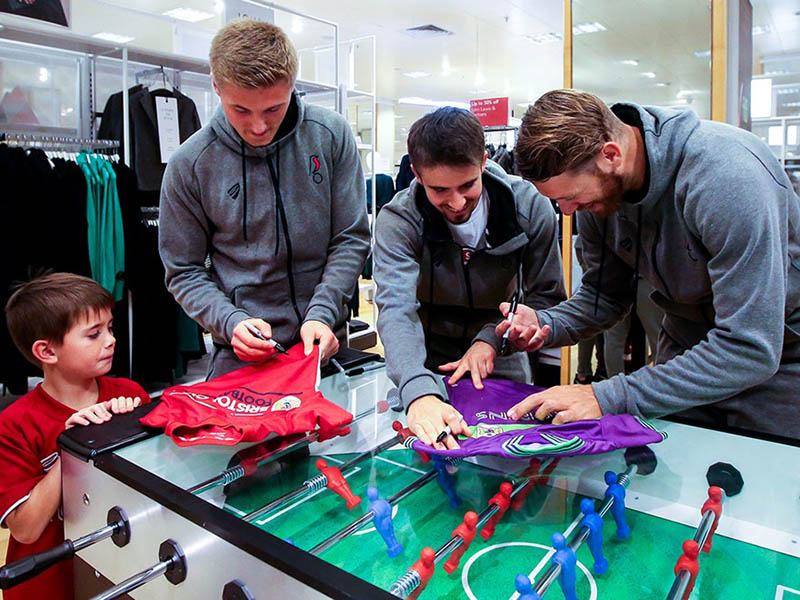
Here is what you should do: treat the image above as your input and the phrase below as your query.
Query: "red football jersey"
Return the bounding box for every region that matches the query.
[0,377,150,600]
[141,345,352,446]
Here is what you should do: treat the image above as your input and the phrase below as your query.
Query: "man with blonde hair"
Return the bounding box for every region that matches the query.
[159,20,369,377]
[498,88,800,438]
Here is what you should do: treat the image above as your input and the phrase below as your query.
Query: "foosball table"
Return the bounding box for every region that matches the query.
[3,354,799,599]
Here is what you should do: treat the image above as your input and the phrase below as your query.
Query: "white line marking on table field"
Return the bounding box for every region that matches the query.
[374,455,427,474]
[354,504,399,536]
[460,540,597,600]
[776,584,800,599]
[229,467,362,525]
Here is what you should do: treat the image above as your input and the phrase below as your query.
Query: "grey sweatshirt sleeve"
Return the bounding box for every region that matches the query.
[536,211,635,348]
[304,121,370,328]
[159,155,250,342]
[472,187,567,352]
[593,156,788,418]
[374,204,443,409]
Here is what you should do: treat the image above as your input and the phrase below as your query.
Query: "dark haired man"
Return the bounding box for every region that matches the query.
[374,107,566,449]
[498,88,800,438]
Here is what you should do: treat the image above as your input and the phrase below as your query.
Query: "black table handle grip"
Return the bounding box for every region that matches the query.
[0,539,75,589]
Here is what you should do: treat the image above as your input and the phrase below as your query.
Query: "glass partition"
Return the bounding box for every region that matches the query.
[572,0,711,116]
[0,39,81,134]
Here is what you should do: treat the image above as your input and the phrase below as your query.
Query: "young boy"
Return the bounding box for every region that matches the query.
[0,273,150,600]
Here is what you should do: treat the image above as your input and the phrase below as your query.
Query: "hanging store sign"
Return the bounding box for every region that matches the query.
[1,0,70,28]
[224,0,275,24]
[469,97,509,127]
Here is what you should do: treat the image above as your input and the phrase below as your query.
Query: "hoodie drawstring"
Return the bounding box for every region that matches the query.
[592,208,642,318]
[240,141,248,242]
[631,206,643,320]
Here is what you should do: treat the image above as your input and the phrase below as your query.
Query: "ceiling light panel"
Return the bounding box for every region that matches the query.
[525,32,562,44]
[402,71,431,79]
[573,22,606,35]
[163,7,214,23]
[92,32,135,44]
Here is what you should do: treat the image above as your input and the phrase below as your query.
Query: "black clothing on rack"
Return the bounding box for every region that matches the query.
[98,86,202,192]
[0,143,206,392]
[395,154,415,192]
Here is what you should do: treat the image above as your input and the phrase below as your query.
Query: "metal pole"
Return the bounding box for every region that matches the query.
[90,559,170,600]
[244,433,401,522]
[390,470,544,598]
[533,466,636,596]
[189,404,386,495]
[310,470,437,556]
[664,507,719,600]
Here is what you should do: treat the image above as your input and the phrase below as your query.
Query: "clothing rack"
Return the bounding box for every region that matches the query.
[0,133,119,150]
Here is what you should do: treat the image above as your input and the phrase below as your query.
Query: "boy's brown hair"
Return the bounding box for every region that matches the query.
[5,273,114,366]
[516,88,624,181]
[210,19,298,89]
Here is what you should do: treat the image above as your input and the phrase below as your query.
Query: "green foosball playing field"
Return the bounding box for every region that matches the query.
[221,446,800,600]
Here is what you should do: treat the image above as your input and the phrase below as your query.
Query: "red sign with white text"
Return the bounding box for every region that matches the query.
[469,97,509,127]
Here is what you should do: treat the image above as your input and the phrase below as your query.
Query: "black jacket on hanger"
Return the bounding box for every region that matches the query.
[395,154,415,192]
[98,86,202,192]
[97,84,144,165]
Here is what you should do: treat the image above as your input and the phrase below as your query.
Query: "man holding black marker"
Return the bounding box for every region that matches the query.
[374,107,566,450]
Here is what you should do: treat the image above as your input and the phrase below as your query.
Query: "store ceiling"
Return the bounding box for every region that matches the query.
[14,0,798,151]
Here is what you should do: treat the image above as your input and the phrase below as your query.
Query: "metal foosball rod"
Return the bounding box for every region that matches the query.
[188,401,390,495]
[244,423,409,522]
[309,468,439,556]
[533,464,636,597]
[90,540,186,600]
[1,507,129,591]
[389,462,553,599]
[665,490,725,600]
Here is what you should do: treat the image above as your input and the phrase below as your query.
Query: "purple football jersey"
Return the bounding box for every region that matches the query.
[407,378,666,459]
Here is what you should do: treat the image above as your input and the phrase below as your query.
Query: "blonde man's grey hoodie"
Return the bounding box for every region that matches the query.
[159,92,370,358]
[538,103,800,436]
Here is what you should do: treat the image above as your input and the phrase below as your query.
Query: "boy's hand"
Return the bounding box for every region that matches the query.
[65,403,113,428]
[64,396,141,429]
[109,396,142,414]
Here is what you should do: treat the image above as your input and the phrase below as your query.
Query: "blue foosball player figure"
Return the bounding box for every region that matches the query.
[432,456,462,509]
[514,573,543,600]
[550,532,578,600]
[368,486,403,558]
[579,498,609,575]
[604,471,630,539]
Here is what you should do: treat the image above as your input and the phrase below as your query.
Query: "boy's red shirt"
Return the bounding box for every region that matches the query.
[0,377,150,600]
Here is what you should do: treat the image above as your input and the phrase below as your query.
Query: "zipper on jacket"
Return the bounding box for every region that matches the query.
[650,221,673,300]
[265,152,303,327]
[461,258,475,346]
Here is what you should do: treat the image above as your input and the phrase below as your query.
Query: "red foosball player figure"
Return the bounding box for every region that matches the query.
[674,540,700,600]
[316,458,361,510]
[512,459,542,512]
[480,482,513,540]
[393,420,430,463]
[443,511,479,574]
[407,547,436,600]
[700,486,723,553]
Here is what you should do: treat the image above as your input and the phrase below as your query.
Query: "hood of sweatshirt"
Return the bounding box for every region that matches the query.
[210,90,304,157]
[588,103,702,316]
[612,102,700,212]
